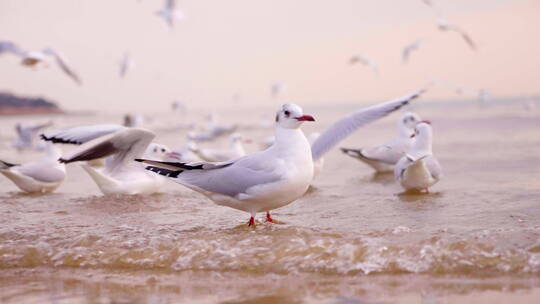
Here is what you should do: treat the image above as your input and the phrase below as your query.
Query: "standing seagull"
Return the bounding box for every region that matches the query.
[136,90,425,226]
[0,142,65,193]
[437,19,477,51]
[402,40,425,64]
[394,121,441,193]
[341,112,421,173]
[41,125,171,195]
[348,55,379,75]
[190,133,248,162]
[156,0,185,30]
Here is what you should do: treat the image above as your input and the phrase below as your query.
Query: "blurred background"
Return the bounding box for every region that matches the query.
[1,0,539,113]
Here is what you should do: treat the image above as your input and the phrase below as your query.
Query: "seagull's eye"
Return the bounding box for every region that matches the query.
[161,148,166,153]
[284,110,290,117]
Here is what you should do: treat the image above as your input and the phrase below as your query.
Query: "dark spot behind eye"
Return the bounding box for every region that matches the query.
[153,148,157,152]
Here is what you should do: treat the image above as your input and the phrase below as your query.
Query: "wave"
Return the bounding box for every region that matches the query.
[1,225,539,276]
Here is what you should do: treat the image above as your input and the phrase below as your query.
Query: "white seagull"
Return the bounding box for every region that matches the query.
[0,40,82,85]
[348,55,379,75]
[394,121,441,193]
[156,0,185,30]
[190,133,248,162]
[0,142,65,193]
[13,121,53,151]
[136,90,425,226]
[437,19,477,51]
[402,39,425,64]
[341,112,421,173]
[41,125,170,195]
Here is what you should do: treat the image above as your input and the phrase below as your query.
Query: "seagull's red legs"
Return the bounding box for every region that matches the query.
[266,212,274,223]
[248,216,255,227]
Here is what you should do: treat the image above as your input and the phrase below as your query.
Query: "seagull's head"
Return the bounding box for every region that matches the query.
[412,121,432,139]
[275,104,315,129]
[400,111,422,130]
[145,143,171,161]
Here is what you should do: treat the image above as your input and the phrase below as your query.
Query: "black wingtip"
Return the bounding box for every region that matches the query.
[58,158,68,164]
[134,158,145,162]
[41,134,82,145]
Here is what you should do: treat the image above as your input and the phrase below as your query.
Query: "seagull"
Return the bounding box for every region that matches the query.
[394,121,441,193]
[190,133,248,162]
[0,142,65,193]
[341,112,421,173]
[22,48,82,85]
[166,140,200,163]
[119,52,134,78]
[437,19,477,51]
[0,41,81,85]
[156,0,185,30]
[13,121,53,151]
[348,55,379,75]
[402,39,425,64]
[187,114,237,142]
[41,125,170,195]
[136,89,425,226]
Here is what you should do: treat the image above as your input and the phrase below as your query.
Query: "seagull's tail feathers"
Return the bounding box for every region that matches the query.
[0,160,18,169]
[135,159,232,179]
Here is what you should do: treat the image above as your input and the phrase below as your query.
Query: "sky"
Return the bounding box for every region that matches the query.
[0,0,539,112]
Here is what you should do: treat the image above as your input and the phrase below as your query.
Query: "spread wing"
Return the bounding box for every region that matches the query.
[60,128,155,173]
[41,124,127,145]
[0,40,24,56]
[43,48,82,85]
[311,89,426,161]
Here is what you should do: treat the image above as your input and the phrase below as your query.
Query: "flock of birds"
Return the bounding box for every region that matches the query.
[0,0,488,103]
[3,0,512,226]
[0,89,443,226]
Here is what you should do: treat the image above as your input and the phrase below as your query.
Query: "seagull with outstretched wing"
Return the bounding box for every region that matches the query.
[136,89,426,226]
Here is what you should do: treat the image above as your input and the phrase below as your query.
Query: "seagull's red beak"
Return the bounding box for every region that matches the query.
[410,133,416,138]
[295,115,315,122]
[420,120,431,125]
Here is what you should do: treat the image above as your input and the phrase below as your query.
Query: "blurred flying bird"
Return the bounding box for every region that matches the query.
[402,39,425,64]
[348,55,379,75]
[437,19,477,51]
[0,41,82,85]
[156,0,185,30]
[119,52,134,78]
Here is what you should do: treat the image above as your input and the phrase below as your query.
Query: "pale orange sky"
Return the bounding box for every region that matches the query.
[0,0,539,112]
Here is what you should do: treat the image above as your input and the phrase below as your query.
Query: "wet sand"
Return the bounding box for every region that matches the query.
[1,100,539,303]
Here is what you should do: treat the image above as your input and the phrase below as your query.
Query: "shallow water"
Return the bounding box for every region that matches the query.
[0,101,539,303]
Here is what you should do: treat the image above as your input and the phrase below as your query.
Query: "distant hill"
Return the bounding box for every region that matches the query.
[0,92,63,115]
